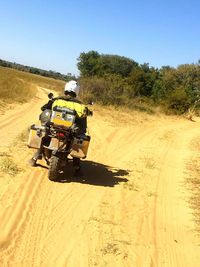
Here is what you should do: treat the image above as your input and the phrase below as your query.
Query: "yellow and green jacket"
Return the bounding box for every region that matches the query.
[42,96,87,118]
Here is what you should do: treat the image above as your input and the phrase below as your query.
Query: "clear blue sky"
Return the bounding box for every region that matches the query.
[0,0,199,75]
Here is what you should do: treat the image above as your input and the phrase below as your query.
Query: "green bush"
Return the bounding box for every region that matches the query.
[166,87,191,114]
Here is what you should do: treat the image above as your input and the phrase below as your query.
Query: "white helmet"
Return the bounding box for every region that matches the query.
[64,80,80,97]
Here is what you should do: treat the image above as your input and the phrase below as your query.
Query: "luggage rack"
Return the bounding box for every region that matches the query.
[52,106,76,115]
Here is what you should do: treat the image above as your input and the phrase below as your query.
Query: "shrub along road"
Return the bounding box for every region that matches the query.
[0,93,200,266]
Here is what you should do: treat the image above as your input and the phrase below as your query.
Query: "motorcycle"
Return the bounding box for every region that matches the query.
[28,93,93,181]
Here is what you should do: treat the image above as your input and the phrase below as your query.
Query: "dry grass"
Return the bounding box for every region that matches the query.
[0,156,21,176]
[142,155,156,169]
[92,104,154,127]
[0,128,30,177]
[123,181,139,191]
[186,138,200,234]
[101,243,120,255]
[12,128,29,148]
[0,67,64,104]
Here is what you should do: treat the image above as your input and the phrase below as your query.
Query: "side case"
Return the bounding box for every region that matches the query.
[70,135,91,158]
[27,125,45,149]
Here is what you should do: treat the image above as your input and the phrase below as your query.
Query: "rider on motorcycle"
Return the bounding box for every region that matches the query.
[29,80,88,176]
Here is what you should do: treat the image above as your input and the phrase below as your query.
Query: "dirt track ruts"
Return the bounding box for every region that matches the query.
[0,89,200,266]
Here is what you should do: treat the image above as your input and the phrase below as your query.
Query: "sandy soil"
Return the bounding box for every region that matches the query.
[0,89,200,267]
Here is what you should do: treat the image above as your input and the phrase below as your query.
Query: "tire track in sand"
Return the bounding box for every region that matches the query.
[0,169,45,261]
[0,87,52,265]
[1,96,200,267]
[151,123,200,267]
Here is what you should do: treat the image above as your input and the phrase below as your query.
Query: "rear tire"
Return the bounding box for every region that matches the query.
[48,155,62,181]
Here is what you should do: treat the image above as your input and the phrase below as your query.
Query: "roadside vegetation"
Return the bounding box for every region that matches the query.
[186,138,200,235]
[0,67,65,104]
[0,58,76,81]
[1,51,200,115]
[78,51,200,115]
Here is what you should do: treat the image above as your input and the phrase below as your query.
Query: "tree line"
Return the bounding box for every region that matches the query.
[77,51,200,114]
[0,59,76,81]
[1,52,200,114]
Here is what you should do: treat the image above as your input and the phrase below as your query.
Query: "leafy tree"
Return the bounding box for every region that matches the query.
[100,54,138,77]
[77,51,138,77]
[176,64,200,103]
[166,86,191,114]
[77,51,101,77]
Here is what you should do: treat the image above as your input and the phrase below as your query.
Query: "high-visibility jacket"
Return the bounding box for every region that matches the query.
[52,98,87,118]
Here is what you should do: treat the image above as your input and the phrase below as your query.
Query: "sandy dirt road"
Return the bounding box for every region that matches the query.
[0,89,200,267]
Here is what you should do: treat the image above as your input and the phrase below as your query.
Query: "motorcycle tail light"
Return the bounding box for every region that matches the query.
[57,132,65,138]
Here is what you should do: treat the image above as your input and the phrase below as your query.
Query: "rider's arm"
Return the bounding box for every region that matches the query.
[84,107,93,116]
[41,99,54,111]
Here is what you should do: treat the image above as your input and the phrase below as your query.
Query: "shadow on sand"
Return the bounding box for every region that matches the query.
[53,160,129,187]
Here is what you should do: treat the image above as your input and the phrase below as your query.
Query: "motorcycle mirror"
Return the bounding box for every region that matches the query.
[48,93,54,99]
[88,101,94,105]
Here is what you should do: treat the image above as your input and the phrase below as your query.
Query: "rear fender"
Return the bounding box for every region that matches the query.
[49,138,60,150]
[52,150,67,161]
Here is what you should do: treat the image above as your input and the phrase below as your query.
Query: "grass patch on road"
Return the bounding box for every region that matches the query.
[12,128,29,147]
[123,181,139,191]
[0,156,21,176]
[0,128,30,177]
[142,155,157,169]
